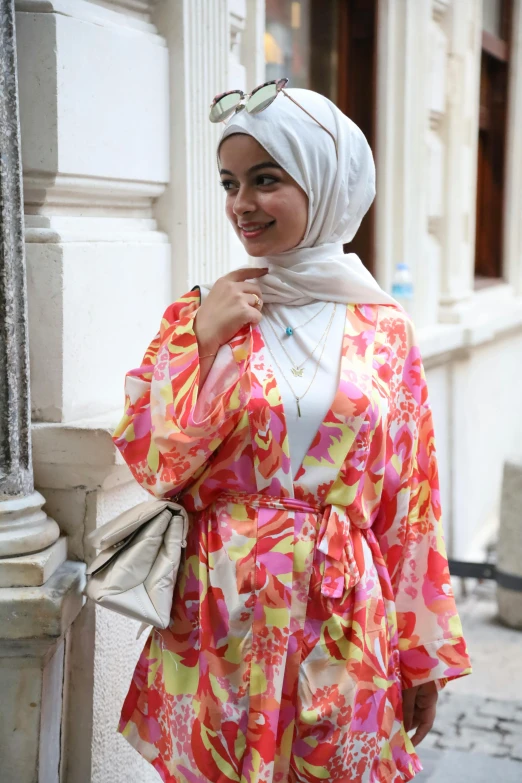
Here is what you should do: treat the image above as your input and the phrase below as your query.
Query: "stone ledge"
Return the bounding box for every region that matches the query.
[15,0,162,36]
[24,214,169,244]
[23,172,166,216]
[32,412,131,491]
[0,560,86,645]
[0,536,67,588]
[419,294,522,365]
[418,322,465,364]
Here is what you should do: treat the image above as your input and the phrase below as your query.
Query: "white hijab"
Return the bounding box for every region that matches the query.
[213,88,396,307]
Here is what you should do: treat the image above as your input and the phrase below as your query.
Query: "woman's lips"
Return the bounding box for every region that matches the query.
[239,221,275,239]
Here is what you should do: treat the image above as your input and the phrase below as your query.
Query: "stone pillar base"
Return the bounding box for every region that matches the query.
[497,588,522,629]
[497,457,522,629]
[0,560,85,782]
[0,536,67,587]
[0,490,60,557]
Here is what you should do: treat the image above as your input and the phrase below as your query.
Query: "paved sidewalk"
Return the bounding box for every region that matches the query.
[413,579,522,781]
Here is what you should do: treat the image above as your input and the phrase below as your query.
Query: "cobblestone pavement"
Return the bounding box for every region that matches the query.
[413,578,522,781]
[420,690,522,759]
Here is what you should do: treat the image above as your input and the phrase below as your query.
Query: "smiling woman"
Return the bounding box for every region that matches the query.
[112,86,472,783]
[219,135,308,255]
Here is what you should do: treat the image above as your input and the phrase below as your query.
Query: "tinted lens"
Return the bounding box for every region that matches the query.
[247,84,278,114]
[209,92,242,122]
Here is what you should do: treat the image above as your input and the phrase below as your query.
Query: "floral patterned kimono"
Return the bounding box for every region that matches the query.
[113,290,471,783]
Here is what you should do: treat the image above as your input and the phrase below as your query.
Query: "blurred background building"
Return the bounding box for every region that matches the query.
[1,1,521,781]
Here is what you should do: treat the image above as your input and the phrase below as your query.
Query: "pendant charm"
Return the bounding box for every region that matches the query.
[285,326,294,336]
[296,398,301,417]
[291,367,304,377]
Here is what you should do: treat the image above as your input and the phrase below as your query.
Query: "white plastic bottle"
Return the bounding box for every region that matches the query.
[391,262,414,312]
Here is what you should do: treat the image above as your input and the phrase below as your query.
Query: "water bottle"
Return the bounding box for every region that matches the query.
[391,262,413,312]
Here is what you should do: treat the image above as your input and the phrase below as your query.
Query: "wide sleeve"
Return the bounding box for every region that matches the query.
[373,313,472,690]
[113,290,252,498]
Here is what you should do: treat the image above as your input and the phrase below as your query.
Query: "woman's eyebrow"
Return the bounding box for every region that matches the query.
[219,162,283,177]
[247,162,283,174]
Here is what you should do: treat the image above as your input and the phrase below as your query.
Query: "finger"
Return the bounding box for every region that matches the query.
[240,282,263,297]
[410,713,422,730]
[402,688,417,733]
[248,293,263,310]
[245,307,263,326]
[411,719,433,747]
[227,267,269,282]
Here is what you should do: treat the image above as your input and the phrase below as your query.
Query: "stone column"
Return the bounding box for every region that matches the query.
[0,5,84,782]
[438,0,482,323]
[153,0,266,292]
[375,0,432,327]
[0,0,61,567]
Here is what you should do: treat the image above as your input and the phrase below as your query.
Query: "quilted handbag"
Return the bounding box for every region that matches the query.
[84,499,189,630]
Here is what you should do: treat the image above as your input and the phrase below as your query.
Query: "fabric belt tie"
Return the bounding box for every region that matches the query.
[217,492,365,598]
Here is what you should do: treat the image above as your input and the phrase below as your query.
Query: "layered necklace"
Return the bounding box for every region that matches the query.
[261,303,337,417]
[279,301,329,337]
[263,303,334,377]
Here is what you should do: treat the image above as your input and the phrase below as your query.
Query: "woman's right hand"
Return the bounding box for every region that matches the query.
[194,267,268,353]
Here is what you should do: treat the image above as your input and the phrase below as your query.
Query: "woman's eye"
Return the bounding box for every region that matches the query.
[257,175,278,186]
[220,180,237,191]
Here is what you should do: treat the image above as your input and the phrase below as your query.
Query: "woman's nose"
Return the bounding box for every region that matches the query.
[233,186,256,216]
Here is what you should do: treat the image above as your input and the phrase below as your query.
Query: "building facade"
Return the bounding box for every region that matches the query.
[0,0,521,781]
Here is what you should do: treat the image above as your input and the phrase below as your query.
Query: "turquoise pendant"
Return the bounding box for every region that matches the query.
[285,326,293,336]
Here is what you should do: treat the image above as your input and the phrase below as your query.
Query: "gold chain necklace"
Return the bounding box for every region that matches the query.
[261,303,337,417]
[277,301,329,337]
[263,303,335,377]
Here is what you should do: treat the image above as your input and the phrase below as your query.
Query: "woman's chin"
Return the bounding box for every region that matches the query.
[243,244,271,257]
[239,236,291,257]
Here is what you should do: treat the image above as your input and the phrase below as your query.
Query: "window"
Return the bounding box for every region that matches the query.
[474,0,513,283]
[265,0,312,89]
[335,0,378,273]
[265,0,378,272]
[265,0,339,98]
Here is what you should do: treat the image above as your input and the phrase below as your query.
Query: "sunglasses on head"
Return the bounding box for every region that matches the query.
[209,77,337,155]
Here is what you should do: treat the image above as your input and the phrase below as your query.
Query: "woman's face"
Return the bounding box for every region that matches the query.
[219,134,308,256]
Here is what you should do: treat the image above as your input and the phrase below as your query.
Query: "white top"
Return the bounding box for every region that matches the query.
[259,301,345,479]
[196,301,346,481]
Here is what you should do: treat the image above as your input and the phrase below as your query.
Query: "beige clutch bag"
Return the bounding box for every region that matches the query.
[84,499,189,631]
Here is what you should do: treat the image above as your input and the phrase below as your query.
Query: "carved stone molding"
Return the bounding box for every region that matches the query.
[91,0,156,16]
[432,0,450,23]
[0,491,61,558]
[16,0,160,31]
[229,0,247,66]
[24,214,168,243]
[23,173,165,217]
[428,216,442,237]
[429,109,444,130]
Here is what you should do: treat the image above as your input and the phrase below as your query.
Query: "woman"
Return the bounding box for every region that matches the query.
[113,83,471,783]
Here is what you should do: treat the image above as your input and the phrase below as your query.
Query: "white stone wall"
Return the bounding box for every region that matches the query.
[17,1,172,423]
[377,0,522,559]
[452,331,522,557]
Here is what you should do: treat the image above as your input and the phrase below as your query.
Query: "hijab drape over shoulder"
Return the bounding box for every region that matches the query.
[216,88,397,307]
